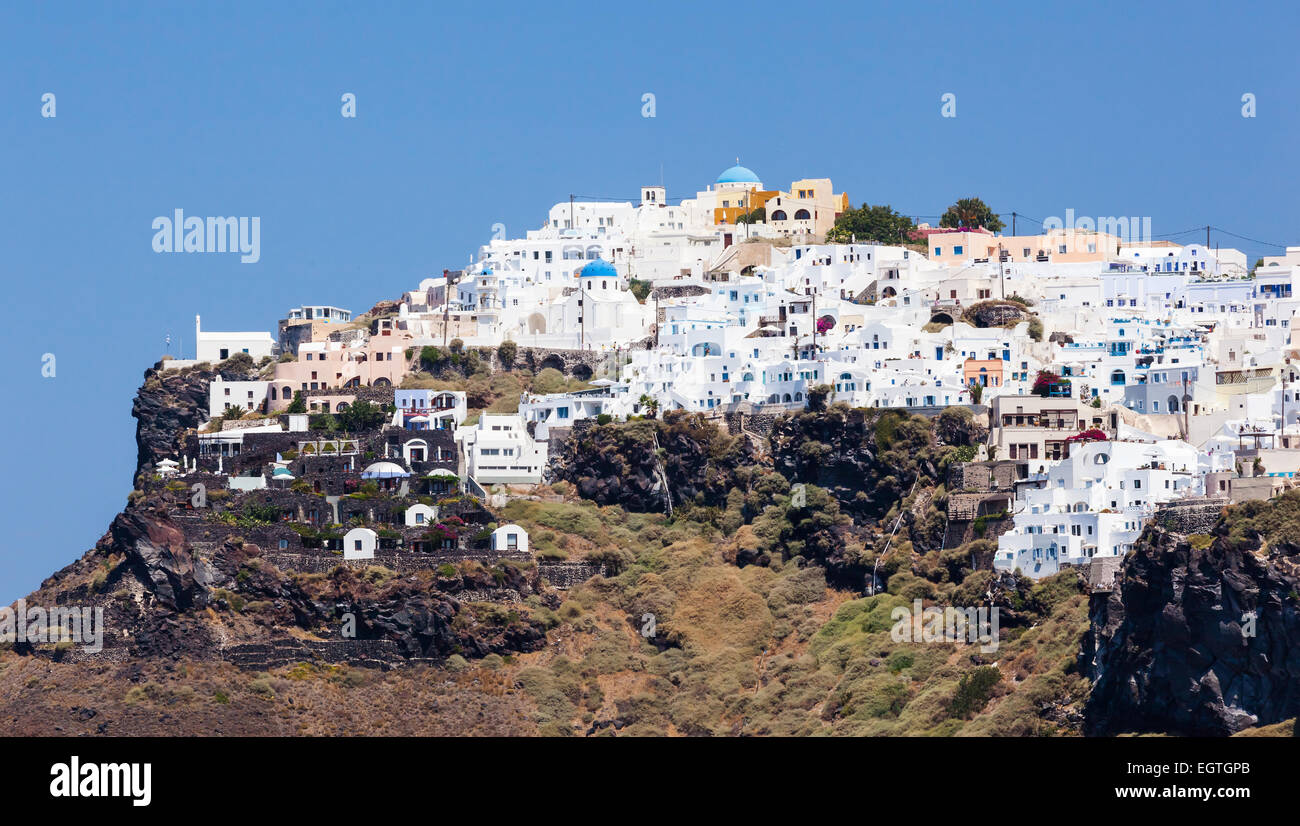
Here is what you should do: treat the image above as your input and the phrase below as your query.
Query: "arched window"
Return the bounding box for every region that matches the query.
[771,210,788,221]
[1110,369,1125,385]
[794,209,811,220]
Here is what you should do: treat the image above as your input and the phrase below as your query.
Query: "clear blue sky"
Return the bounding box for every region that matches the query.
[1,1,1296,602]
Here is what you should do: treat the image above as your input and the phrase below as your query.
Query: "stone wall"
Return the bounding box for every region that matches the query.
[1081,556,1124,593]
[1151,499,1229,535]
[259,550,530,575]
[219,638,414,670]
[536,562,606,589]
[300,386,395,405]
[650,285,711,300]
[726,409,783,440]
[948,459,1025,492]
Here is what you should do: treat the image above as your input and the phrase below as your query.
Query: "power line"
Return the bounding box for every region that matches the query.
[1152,227,1204,239]
[1210,226,1289,249]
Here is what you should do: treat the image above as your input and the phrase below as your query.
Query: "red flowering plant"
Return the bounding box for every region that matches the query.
[1067,428,1108,442]
[816,315,835,334]
[425,521,460,544]
[1032,369,1069,397]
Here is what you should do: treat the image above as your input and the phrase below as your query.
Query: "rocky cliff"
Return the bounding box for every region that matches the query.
[132,363,213,483]
[1084,498,1300,736]
[548,412,754,512]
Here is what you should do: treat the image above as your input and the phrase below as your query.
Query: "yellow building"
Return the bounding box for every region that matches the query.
[708,170,848,237]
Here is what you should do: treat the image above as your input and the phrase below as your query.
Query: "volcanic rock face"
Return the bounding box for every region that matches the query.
[85,504,552,664]
[132,365,212,482]
[770,406,940,521]
[549,413,753,512]
[1083,526,1300,736]
[110,508,212,610]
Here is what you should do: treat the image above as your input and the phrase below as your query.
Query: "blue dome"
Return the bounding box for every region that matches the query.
[580,258,617,278]
[716,164,760,184]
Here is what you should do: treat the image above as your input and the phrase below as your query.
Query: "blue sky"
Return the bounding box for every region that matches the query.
[1,0,1297,602]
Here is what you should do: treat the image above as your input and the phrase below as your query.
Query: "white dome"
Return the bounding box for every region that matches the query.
[361,461,409,478]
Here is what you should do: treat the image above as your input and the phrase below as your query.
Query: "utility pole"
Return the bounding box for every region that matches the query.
[442,269,451,349]
[653,290,659,348]
[1206,225,1211,249]
[811,290,816,358]
[570,194,575,230]
[1012,212,1017,236]
[1000,247,1006,300]
[1283,358,1291,444]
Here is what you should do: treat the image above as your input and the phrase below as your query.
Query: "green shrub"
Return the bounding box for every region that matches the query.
[950,666,1001,718]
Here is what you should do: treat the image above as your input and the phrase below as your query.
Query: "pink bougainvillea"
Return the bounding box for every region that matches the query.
[1067,428,1108,442]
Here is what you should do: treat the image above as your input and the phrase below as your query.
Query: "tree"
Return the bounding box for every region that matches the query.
[736,206,766,224]
[1027,317,1044,342]
[807,384,833,413]
[638,394,659,419]
[939,197,1005,233]
[286,390,307,414]
[936,406,987,446]
[826,203,916,244]
[968,383,983,405]
[338,399,386,431]
[497,340,517,369]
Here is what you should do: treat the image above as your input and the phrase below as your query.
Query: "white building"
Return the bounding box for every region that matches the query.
[490,524,529,554]
[195,314,275,363]
[344,527,377,560]
[394,389,467,430]
[995,439,1201,579]
[208,379,270,419]
[457,415,549,485]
